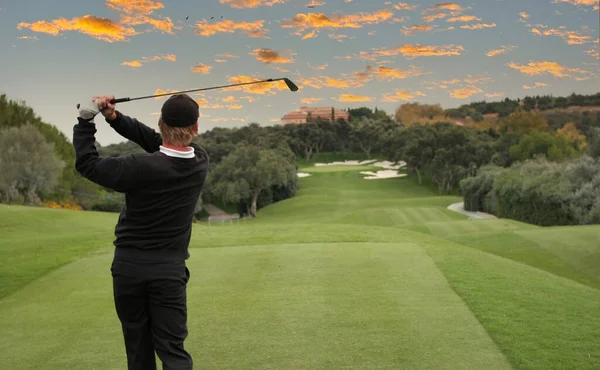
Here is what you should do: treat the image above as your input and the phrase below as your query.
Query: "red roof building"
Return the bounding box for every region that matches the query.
[281,107,350,125]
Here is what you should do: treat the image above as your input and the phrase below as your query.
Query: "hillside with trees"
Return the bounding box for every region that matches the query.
[1,91,599,225]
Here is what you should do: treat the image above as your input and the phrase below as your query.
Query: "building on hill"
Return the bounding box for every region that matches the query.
[281,106,350,125]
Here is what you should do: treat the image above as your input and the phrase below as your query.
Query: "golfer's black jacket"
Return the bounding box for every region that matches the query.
[73,111,209,262]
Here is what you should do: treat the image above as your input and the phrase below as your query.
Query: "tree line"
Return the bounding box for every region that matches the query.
[445,92,600,119]
[1,92,600,225]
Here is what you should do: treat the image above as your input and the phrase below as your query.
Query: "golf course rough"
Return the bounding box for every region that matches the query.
[0,159,599,369]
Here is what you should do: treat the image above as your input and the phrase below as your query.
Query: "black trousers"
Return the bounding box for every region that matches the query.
[111,257,193,370]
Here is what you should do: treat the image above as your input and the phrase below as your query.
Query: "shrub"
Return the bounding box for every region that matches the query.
[460,165,505,212]
[462,155,600,226]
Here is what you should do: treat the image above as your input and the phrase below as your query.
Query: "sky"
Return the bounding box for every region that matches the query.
[0,0,598,145]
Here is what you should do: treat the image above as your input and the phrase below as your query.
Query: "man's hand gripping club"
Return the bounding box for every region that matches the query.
[77,95,117,122]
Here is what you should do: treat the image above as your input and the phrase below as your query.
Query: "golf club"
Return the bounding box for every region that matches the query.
[76,78,298,109]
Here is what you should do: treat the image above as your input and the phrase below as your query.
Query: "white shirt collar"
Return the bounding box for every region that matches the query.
[159,145,195,159]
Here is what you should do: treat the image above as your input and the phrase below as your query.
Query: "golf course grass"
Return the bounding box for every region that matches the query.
[1,159,599,369]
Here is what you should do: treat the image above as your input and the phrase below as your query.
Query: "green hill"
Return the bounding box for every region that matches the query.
[0,163,599,369]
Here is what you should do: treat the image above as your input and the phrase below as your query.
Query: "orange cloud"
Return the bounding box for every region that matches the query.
[195,97,225,109]
[227,75,291,94]
[519,12,529,22]
[333,94,373,102]
[154,88,180,99]
[300,97,324,104]
[425,3,463,12]
[552,0,599,10]
[105,0,164,15]
[421,3,465,23]
[252,48,294,64]
[122,60,143,67]
[227,104,244,110]
[191,63,213,74]
[17,15,137,42]
[221,96,237,103]
[422,12,450,23]
[485,93,504,98]
[507,60,593,78]
[298,76,363,89]
[460,23,496,29]
[523,82,548,89]
[241,96,257,103]
[376,44,465,58]
[358,65,427,81]
[530,25,592,45]
[486,45,517,56]
[380,90,426,102]
[308,63,328,70]
[281,9,394,38]
[105,0,176,34]
[585,40,599,60]
[17,0,175,41]
[219,0,286,8]
[329,33,355,42]
[121,53,176,67]
[215,59,228,63]
[450,86,483,99]
[217,53,240,58]
[307,0,326,5]
[195,19,269,38]
[446,15,481,22]
[425,79,461,89]
[464,76,493,85]
[401,24,434,35]
[425,75,490,98]
[394,2,418,10]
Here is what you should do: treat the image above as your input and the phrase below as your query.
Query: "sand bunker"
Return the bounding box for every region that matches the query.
[360,170,408,180]
[371,160,406,170]
[314,160,377,167]
[297,172,312,178]
[312,159,407,180]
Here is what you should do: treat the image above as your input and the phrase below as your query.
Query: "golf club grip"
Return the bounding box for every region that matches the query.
[110,97,130,104]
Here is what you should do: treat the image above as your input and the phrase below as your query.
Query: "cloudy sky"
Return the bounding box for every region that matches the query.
[1,0,598,145]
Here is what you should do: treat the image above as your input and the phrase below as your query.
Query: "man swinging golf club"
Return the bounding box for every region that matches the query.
[73,93,209,370]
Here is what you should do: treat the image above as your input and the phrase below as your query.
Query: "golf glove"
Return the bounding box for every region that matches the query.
[78,99,100,121]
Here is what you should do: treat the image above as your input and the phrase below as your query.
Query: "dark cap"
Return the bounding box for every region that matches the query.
[160,94,199,127]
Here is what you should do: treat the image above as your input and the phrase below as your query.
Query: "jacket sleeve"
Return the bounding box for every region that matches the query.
[106,110,162,153]
[73,118,142,193]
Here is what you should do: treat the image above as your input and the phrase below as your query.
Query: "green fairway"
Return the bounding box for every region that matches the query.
[1,160,599,369]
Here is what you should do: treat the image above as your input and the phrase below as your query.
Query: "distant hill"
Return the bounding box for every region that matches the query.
[445,92,600,120]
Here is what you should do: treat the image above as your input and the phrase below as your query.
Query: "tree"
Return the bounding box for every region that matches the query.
[0,124,65,204]
[471,112,484,122]
[399,124,437,184]
[349,117,390,159]
[348,107,374,122]
[557,122,588,151]
[205,145,296,217]
[500,110,549,134]
[395,102,443,124]
[509,130,579,162]
[286,122,322,161]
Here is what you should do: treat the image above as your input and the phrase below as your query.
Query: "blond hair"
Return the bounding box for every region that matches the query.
[159,120,197,147]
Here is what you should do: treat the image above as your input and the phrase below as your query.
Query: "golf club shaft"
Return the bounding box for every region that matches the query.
[110,78,284,104]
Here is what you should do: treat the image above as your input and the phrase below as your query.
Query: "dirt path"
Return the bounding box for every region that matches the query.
[447,202,497,220]
[203,204,240,221]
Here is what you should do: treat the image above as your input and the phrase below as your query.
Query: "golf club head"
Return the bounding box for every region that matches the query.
[283,78,299,92]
